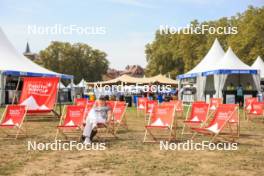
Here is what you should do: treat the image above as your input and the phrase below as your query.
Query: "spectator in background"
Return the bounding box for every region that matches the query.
[236,84,244,107]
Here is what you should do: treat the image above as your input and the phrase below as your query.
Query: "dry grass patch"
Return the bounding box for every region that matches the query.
[0,107,263,176]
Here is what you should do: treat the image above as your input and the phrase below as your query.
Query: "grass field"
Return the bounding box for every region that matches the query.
[0,107,264,176]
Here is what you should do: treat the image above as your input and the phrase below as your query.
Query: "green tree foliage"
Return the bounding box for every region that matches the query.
[39,42,109,83]
[145,6,264,78]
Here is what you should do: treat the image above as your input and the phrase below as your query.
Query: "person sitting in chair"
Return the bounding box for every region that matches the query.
[83,96,112,144]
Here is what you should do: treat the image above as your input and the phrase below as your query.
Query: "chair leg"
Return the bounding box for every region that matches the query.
[181,124,186,140]
[15,128,22,139]
[55,129,60,140]
[143,129,148,143]
[191,132,198,140]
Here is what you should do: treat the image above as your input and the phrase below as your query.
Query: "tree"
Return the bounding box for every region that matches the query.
[39,42,109,83]
[145,6,264,77]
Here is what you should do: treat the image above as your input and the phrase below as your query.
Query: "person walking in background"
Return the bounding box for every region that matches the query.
[236,84,244,107]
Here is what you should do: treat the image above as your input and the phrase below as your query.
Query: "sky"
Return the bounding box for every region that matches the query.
[0,0,263,69]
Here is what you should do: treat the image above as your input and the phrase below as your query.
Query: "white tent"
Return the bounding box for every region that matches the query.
[67,82,77,88]
[209,47,253,71]
[0,27,72,79]
[0,27,73,105]
[58,82,66,89]
[177,38,225,100]
[177,38,225,79]
[77,79,87,88]
[251,56,264,79]
[202,47,260,99]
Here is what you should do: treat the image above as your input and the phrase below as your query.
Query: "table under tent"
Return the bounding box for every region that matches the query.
[0,27,73,105]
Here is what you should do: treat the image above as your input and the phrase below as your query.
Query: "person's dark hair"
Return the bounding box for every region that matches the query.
[99,96,106,101]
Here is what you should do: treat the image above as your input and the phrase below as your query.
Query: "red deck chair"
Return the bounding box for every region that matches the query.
[137,97,148,117]
[226,104,240,137]
[109,103,128,134]
[170,100,184,118]
[56,105,86,140]
[146,100,158,113]
[97,101,128,138]
[161,101,176,107]
[244,97,258,119]
[0,105,27,139]
[209,98,223,111]
[94,101,119,139]
[160,101,177,119]
[143,105,176,143]
[191,104,239,142]
[145,100,158,121]
[115,101,126,106]
[75,98,94,121]
[247,102,264,121]
[106,101,116,112]
[75,98,88,106]
[181,102,209,139]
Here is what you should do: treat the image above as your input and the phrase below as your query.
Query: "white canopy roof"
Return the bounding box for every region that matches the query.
[58,82,66,89]
[88,74,178,85]
[67,82,77,88]
[213,47,251,70]
[77,79,87,88]
[251,56,264,79]
[178,38,225,79]
[0,27,72,79]
[202,47,257,76]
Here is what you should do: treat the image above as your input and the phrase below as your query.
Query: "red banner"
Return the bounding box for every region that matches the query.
[19,77,59,111]
[1,105,26,127]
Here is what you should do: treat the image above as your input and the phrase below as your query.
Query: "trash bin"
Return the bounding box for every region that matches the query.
[133,95,138,107]
[157,94,163,103]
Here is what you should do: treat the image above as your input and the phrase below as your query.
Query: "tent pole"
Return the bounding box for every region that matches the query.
[239,74,241,86]
[58,78,62,117]
[3,75,7,105]
[178,79,181,100]
[12,77,21,104]
[218,75,220,98]
[71,78,74,102]
[0,73,5,106]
